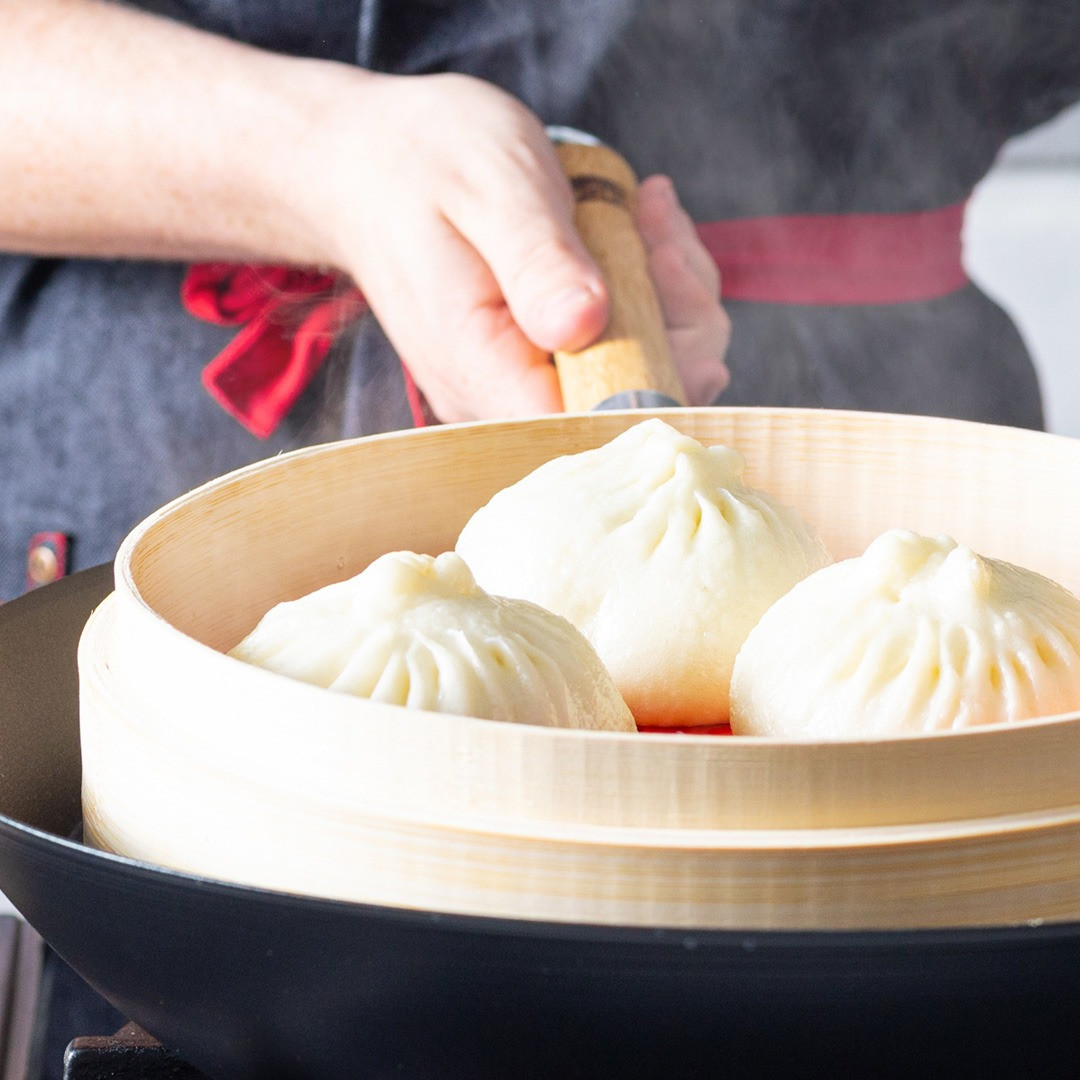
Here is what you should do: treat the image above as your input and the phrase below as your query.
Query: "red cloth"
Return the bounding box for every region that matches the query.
[637,724,733,735]
[181,264,368,439]
[182,203,968,436]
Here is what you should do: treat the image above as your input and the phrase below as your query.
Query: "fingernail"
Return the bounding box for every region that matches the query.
[540,282,603,330]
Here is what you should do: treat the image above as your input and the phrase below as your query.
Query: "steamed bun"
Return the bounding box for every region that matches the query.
[455,419,830,727]
[229,551,635,731]
[730,530,1080,739]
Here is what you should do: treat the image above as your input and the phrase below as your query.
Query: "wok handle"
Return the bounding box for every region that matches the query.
[553,141,687,413]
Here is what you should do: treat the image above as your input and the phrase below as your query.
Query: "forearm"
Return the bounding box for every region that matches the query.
[0,0,353,265]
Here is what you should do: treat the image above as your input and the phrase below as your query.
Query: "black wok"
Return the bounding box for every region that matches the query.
[1,567,1079,1080]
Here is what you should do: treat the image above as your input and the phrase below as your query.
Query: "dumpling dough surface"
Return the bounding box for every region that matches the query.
[456,419,830,727]
[229,551,635,731]
[730,530,1080,739]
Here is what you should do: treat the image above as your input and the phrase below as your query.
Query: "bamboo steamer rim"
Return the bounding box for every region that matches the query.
[79,593,1080,850]
[92,599,1080,751]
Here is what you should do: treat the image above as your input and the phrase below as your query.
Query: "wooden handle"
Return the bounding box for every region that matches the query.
[553,142,687,412]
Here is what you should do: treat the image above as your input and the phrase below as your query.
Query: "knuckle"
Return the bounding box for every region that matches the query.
[707,302,732,334]
[676,320,729,361]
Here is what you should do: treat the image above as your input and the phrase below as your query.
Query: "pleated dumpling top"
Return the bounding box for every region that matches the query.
[731,530,1080,739]
[456,419,830,727]
[229,551,635,731]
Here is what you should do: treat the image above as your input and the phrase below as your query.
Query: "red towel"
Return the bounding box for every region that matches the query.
[182,264,367,438]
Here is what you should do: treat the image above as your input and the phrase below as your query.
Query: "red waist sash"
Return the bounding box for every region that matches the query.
[699,202,968,305]
[182,202,969,437]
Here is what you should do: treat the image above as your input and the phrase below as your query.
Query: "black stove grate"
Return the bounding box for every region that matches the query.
[63,1024,205,1080]
[0,918,197,1080]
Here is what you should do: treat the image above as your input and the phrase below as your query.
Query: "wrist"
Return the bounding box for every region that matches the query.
[245,60,393,275]
[203,55,359,270]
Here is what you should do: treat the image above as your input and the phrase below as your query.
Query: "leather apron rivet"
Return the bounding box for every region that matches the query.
[26,533,69,590]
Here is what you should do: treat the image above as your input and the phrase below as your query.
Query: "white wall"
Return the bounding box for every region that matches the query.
[965,103,1080,436]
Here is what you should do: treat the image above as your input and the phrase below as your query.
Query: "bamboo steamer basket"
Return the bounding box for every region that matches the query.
[78,139,1080,930]
[79,406,1080,930]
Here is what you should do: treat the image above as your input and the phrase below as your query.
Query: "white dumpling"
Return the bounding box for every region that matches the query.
[229,551,635,731]
[455,419,830,727]
[730,530,1080,739]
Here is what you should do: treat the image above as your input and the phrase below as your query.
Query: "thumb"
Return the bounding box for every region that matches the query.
[443,143,609,353]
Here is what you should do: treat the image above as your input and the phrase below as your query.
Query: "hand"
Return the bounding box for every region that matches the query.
[636,175,732,407]
[306,73,730,421]
[0,8,729,422]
